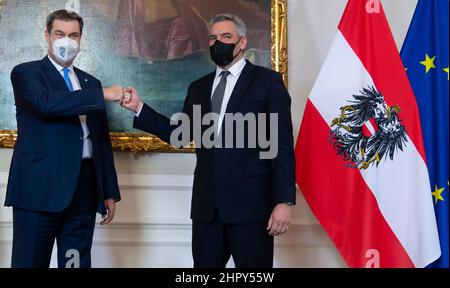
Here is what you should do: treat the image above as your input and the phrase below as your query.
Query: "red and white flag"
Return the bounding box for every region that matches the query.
[295,0,441,268]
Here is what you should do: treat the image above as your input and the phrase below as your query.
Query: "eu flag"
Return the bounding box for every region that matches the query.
[401,0,449,268]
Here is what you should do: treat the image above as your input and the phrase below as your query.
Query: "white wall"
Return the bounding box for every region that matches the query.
[0,0,417,268]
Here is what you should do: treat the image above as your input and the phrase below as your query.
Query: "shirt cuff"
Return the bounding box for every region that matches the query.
[135,105,143,118]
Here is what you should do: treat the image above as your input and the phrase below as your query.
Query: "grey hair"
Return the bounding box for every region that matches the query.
[209,14,247,37]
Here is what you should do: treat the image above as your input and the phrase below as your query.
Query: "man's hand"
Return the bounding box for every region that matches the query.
[267,203,293,236]
[103,85,125,104]
[100,198,116,225]
[122,86,144,114]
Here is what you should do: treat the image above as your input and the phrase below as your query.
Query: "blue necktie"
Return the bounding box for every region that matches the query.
[63,67,74,92]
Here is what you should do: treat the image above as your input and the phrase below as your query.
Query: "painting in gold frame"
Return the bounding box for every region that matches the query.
[0,0,287,153]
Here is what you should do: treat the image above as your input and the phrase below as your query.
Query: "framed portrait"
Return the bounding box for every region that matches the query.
[0,0,287,153]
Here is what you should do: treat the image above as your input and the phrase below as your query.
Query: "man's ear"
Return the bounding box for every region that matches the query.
[45,30,51,45]
[240,36,248,50]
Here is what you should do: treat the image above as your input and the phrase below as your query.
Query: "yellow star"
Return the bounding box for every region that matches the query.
[420,54,436,74]
[432,185,445,205]
[444,67,449,80]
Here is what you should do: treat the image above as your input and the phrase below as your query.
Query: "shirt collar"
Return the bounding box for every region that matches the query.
[47,55,75,74]
[215,57,246,79]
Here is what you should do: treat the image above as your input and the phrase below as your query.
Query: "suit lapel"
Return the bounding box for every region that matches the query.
[73,67,97,132]
[74,67,91,90]
[225,61,256,114]
[201,73,215,114]
[42,56,71,92]
[42,56,81,127]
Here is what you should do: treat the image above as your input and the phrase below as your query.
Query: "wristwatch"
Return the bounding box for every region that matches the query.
[284,202,295,206]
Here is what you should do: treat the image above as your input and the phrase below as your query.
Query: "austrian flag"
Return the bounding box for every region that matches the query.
[295,0,441,267]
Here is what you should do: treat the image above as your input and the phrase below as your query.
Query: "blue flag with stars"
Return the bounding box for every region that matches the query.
[401,0,449,268]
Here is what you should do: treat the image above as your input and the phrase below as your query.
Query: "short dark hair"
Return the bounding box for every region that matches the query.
[46,10,84,35]
[209,14,247,37]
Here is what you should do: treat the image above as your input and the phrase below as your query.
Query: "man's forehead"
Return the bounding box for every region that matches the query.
[210,31,234,36]
[51,19,80,32]
[211,22,236,32]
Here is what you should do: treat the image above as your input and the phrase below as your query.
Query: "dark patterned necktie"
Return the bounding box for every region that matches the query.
[211,71,231,115]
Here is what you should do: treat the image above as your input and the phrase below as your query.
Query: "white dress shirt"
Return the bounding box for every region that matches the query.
[211,58,247,133]
[48,56,93,159]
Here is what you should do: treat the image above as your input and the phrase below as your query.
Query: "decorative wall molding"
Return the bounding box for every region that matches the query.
[0,219,319,230]
[0,172,321,228]
[0,239,327,248]
[116,174,194,190]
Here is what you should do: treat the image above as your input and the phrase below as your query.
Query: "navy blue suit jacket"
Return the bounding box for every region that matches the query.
[134,61,296,223]
[5,56,120,215]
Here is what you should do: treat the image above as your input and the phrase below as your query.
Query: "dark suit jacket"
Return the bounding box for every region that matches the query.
[5,56,121,215]
[134,60,296,223]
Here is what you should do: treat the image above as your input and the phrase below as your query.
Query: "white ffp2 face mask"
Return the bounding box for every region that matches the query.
[50,37,79,64]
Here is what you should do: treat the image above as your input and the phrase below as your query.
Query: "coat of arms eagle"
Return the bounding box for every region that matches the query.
[330,86,408,170]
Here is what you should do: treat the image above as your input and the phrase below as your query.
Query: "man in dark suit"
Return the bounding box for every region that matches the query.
[5,10,124,268]
[122,14,296,268]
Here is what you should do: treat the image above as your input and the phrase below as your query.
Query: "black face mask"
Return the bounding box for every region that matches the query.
[210,39,241,67]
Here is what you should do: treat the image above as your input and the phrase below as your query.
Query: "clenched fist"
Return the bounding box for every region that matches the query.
[103,85,125,104]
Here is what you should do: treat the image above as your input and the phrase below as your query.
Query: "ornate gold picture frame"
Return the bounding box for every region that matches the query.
[0,0,287,153]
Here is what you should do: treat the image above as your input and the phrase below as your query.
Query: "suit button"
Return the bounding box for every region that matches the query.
[80,136,83,140]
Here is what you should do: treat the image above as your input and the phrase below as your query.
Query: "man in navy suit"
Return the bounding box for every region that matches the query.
[122,14,296,268]
[5,10,124,268]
